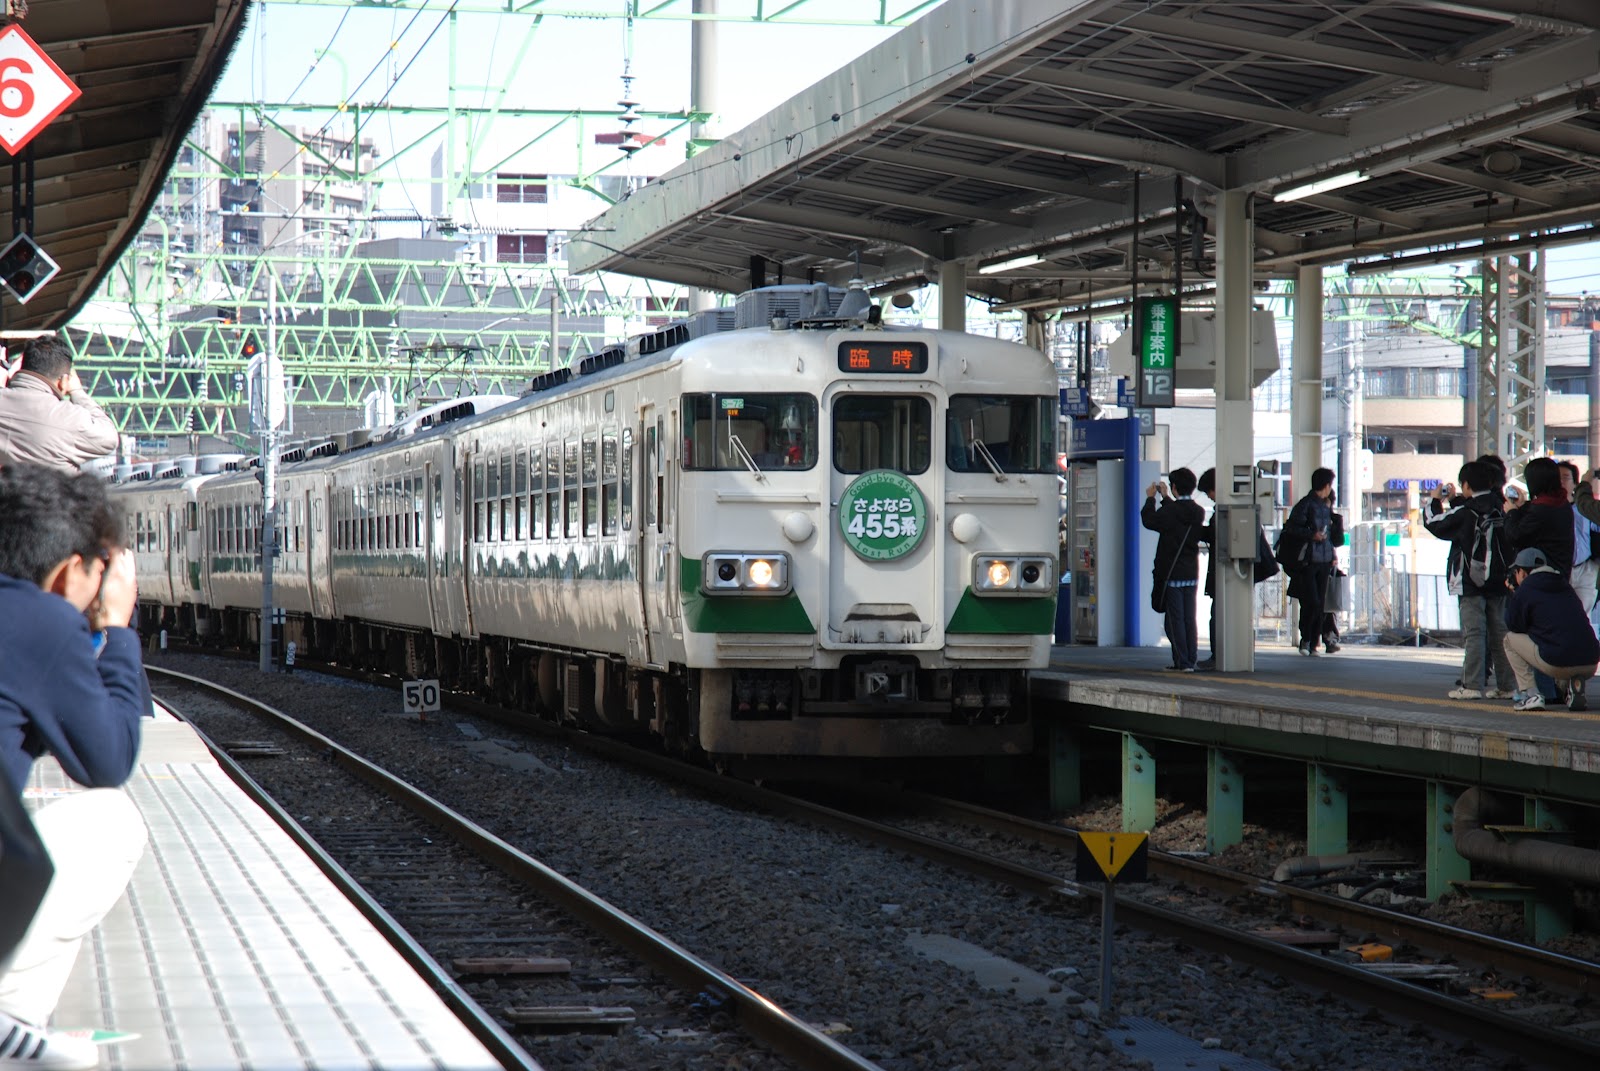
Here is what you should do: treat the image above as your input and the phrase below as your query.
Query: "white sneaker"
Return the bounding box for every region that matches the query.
[0,1013,99,1071]
[1448,687,1483,700]
[1483,689,1513,700]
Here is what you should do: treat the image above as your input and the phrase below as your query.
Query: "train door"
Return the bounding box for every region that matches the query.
[639,404,668,667]
[306,486,327,619]
[429,457,468,637]
[164,504,179,604]
[422,454,448,630]
[823,384,943,648]
[457,450,477,638]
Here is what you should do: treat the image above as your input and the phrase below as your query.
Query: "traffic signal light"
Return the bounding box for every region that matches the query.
[0,234,60,304]
[240,333,258,359]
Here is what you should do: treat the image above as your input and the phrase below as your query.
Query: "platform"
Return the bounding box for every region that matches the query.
[27,710,509,1071]
[1039,640,1600,801]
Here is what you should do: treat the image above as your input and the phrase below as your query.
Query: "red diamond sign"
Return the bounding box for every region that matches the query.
[0,25,81,155]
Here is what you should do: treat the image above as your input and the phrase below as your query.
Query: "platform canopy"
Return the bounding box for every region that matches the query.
[569,0,1600,313]
[0,1,248,333]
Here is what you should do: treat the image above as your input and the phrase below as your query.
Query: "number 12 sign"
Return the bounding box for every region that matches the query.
[0,25,81,155]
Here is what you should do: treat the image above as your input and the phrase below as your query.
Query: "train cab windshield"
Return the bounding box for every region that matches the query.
[683,393,819,470]
[946,395,1057,474]
[833,395,932,475]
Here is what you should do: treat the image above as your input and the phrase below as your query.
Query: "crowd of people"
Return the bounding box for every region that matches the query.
[1425,454,1600,711]
[0,335,148,1070]
[1142,452,1600,713]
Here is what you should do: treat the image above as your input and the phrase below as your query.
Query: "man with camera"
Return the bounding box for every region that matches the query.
[1502,546,1599,712]
[0,464,149,1069]
[0,336,119,473]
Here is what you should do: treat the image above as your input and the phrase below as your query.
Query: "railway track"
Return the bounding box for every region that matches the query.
[151,651,1600,1069]
[583,741,1600,1069]
[149,666,881,1071]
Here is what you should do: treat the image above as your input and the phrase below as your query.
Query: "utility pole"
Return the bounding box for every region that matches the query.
[258,283,280,672]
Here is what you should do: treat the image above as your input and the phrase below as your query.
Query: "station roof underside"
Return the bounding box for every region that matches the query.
[571,0,1600,314]
[3,1,247,334]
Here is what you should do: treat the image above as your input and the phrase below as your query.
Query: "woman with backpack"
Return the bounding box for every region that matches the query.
[1280,467,1341,656]
[1424,459,1515,699]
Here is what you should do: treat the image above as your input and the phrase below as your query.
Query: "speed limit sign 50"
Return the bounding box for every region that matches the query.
[0,25,82,155]
[403,679,441,718]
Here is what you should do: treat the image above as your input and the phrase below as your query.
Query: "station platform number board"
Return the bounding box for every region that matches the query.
[0,24,82,154]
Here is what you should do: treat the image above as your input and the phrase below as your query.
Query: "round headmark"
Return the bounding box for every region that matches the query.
[838,470,928,561]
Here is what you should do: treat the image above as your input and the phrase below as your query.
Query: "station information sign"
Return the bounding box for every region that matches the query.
[1135,296,1177,409]
[0,25,82,154]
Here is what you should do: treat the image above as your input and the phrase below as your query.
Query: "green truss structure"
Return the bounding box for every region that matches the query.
[65,0,933,451]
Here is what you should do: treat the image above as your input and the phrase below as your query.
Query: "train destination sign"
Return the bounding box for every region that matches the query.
[1135,295,1177,409]
[837,469,927,561]
[838,340,928,374]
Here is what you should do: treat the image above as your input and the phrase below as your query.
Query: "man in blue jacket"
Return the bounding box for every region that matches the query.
[0,464,148,1070]
[1503,546,1600,712]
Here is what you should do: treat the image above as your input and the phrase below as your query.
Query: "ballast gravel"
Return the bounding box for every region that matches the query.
[149,653,1538,1071]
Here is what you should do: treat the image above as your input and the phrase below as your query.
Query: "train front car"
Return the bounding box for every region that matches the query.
[676,300,1058,759]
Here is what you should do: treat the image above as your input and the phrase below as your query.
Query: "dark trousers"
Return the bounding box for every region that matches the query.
[1298,562,1333,650]
[1165,584,1199,669]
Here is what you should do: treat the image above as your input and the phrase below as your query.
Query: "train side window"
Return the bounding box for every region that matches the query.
[545,441,560,540]
[514,450,528,540]
[583,434,599,537]
[411,477,421,547]
[434,473,444,523]
[601,431,619,536]
[657,417,667,533]
[473,460,486,544]
[620,428,633,532]
[499,452,513,542]
[529,446,543,541]
[644,426,657,530]
[664,413,675,529]
[487,457,501,543]
[564,439,580,538]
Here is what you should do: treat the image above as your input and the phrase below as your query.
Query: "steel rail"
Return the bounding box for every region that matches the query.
[148,666,888,1071]
[878,787,1600,997]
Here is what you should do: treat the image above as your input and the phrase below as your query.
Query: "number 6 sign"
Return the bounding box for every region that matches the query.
[0,25,81,155]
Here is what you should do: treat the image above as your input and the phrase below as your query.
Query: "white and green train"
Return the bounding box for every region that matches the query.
[114,285,1060,760]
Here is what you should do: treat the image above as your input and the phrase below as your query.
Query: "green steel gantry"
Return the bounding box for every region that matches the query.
[65,0,929,450]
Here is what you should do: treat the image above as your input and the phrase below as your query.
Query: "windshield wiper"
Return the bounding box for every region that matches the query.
[728,434,767,482]
[971,438,1008,482]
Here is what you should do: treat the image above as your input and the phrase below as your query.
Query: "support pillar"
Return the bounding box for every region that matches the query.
[1121,733,1156,833]
[1206,748,1243,854]
[1522,797,1574,942]
[1214,190,1255,671]
[938,260,967,332]
[1425,780,1468,901]
[1292,264,1324,492]
[1048,722,1081,812]
[1305,762,1347,855]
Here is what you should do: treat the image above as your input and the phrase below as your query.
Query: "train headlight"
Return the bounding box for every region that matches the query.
[973,554,1054,596]
[703,552,792,595]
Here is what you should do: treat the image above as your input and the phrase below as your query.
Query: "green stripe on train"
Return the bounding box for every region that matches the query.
[679,556,815,633]
[946,587,1055,634]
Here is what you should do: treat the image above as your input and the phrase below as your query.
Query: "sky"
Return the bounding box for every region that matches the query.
[212,2,896,208]
[210,1,1600,294]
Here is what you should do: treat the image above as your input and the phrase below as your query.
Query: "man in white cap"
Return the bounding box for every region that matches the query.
[1503,546,1600,711]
